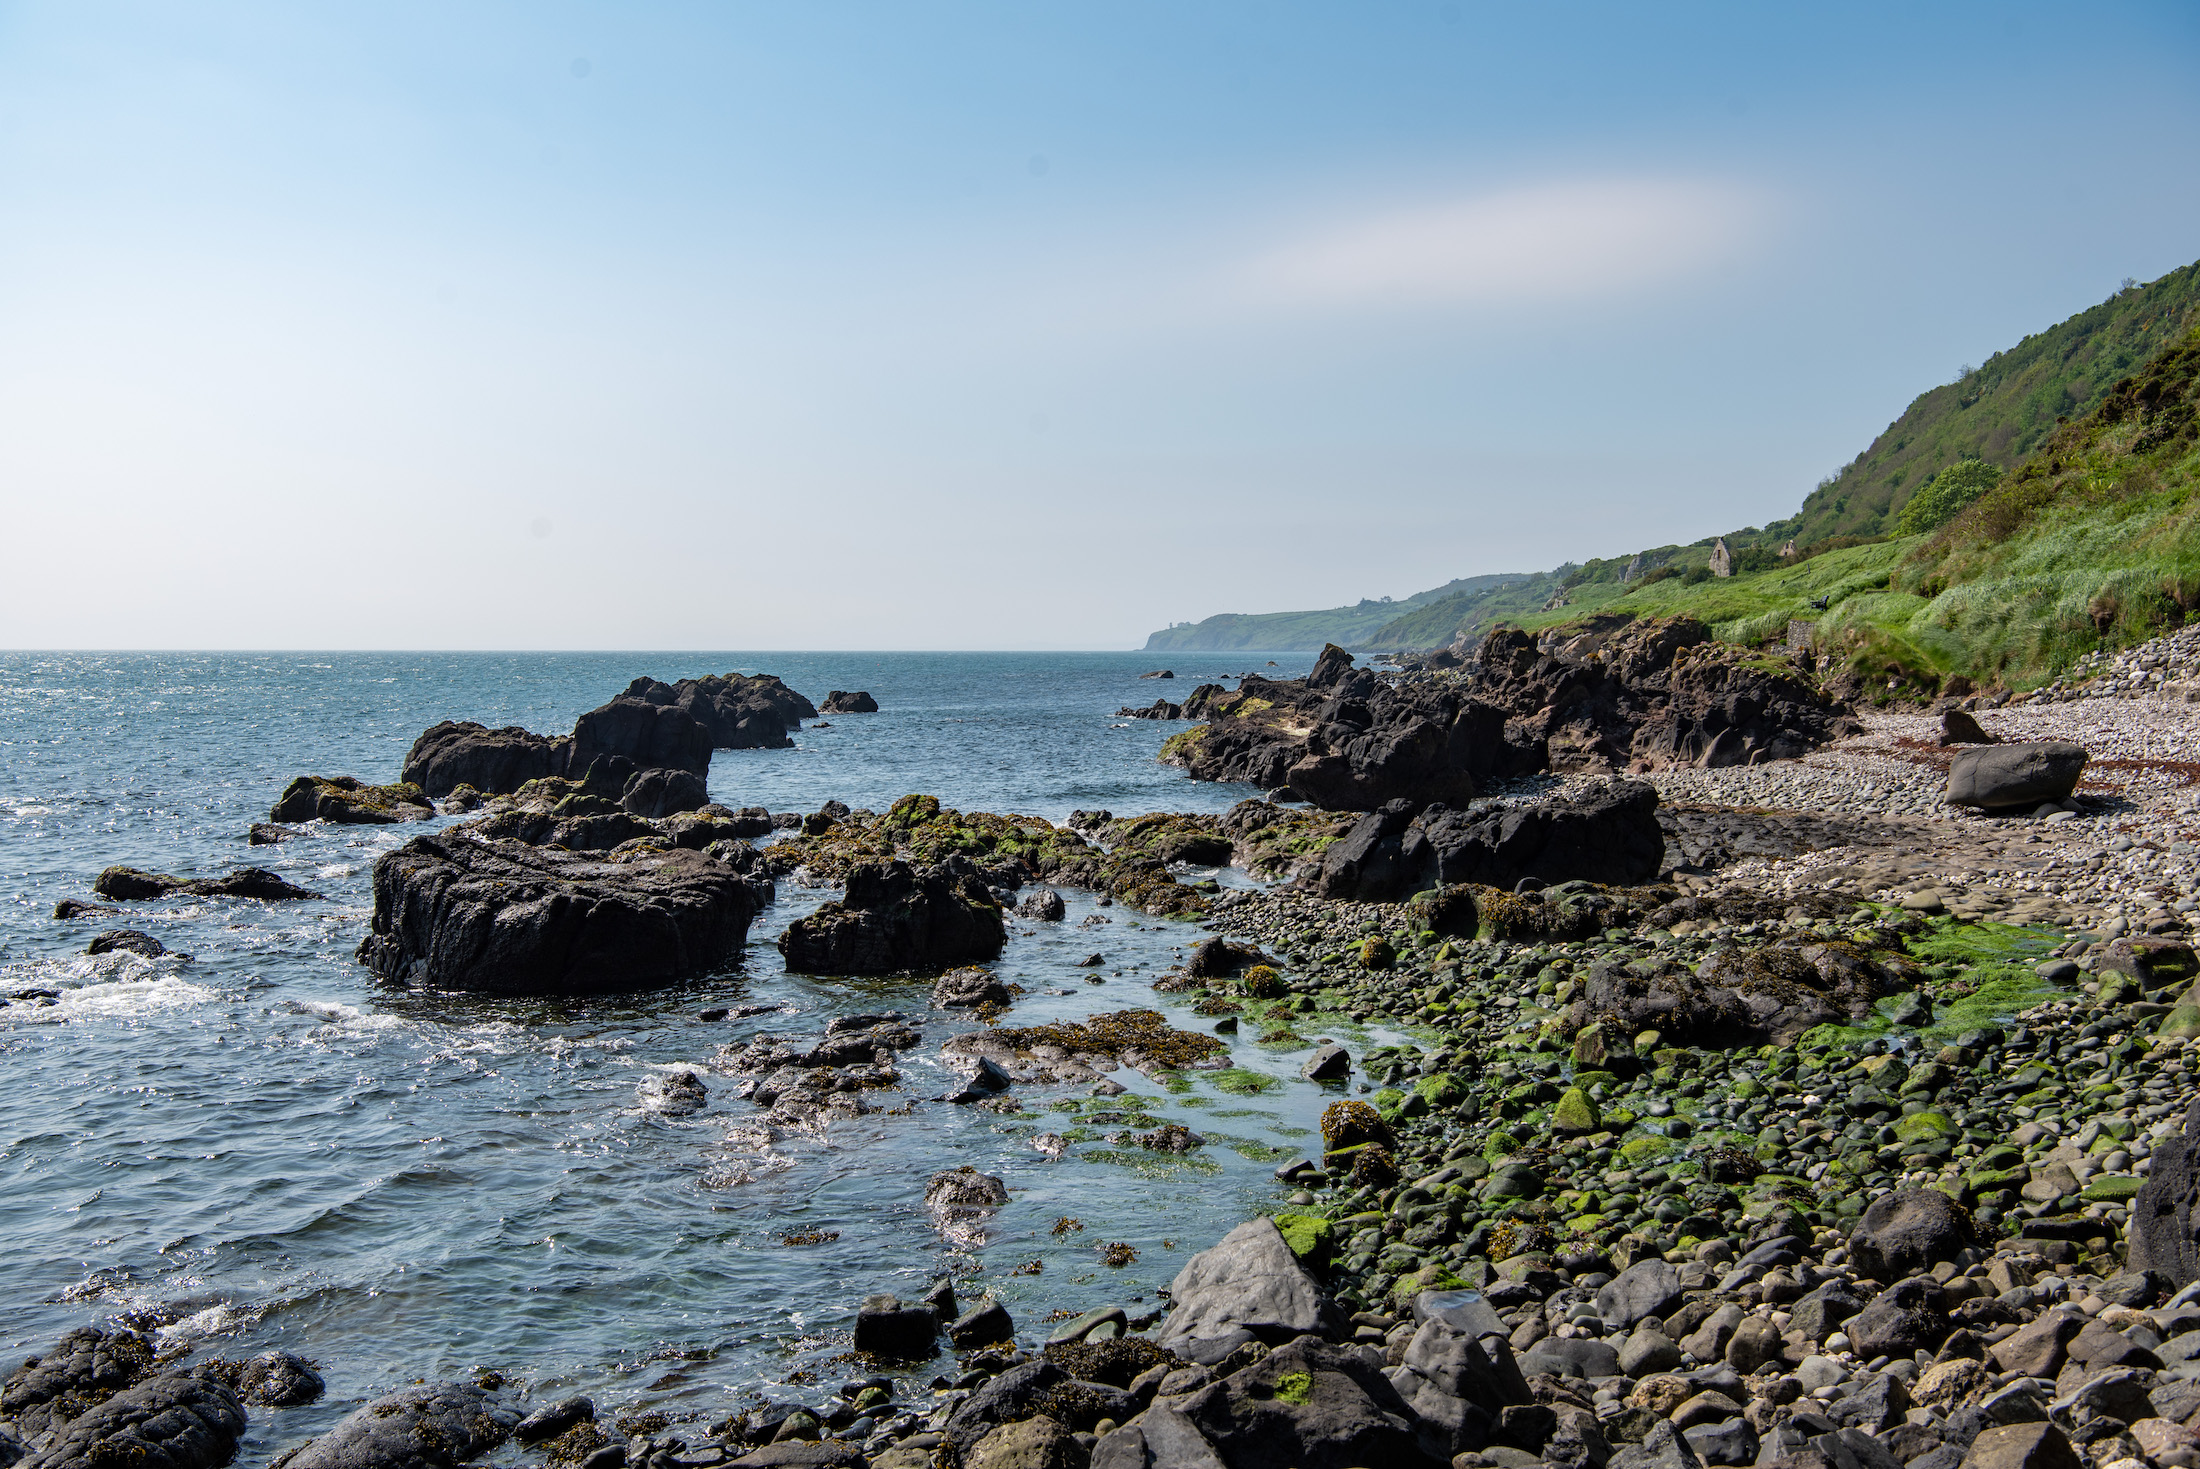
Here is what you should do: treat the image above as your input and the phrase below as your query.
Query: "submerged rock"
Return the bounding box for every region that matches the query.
[356,834,757,994]
[92,867,322,902]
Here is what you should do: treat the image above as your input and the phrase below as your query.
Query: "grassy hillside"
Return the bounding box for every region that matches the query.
[1142,573,1527,651]
[1767,264,2200,544]
[1427,323,2200,694]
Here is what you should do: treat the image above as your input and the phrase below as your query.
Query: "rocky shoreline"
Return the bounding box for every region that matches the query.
[19,635,2200,1469]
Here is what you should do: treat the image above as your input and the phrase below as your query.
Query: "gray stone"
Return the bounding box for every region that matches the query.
[1850,1189,1978,1281]
[1619,1324,1684,1377]
[1813,1426,1908,1469]
[1955,1422,2084,1469]
[1828,1373,1910,1432]
[948,1301,1014,1349]
[1611,1420,1703,1469]
[1682,1419,1759,1467]
[2048,1367,2155,1426]
[275,1381,519,1469]
[1087,1403,1226,1469]
[1599,1260,1686,1329]
[1154,1218,1345,1360]
[1302,1045,1352,1081]
[852,1295,936,1360]
[1946,743,2089,811]
[513,1397,592,1443]
[1173,1336,1428,1469]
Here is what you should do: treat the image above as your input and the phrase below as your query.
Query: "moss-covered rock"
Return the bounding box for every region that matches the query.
[1551,1087,1601,1136]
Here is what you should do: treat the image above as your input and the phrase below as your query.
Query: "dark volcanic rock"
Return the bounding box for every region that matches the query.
[1170,618,1856,807]
[1172,1335,1438,1468]
[617,767,710,819]
[568,692,712,779]
[1155,1217,1345,1364]
[1305,781,1665,901]
[270,776,433,825]
[1851,1188,1980,1280]
[1575,938,1892,1047]
[1,1327,156,1442]
[402,721,567,798]
[1945,741,2088,811]
[277,1380,518,1469]
[633,673,817,750]
[2129,1099,2200,1287]
[225,1352,324,1408]
[21,1373,245,1469]
[86,930,168,959]
[356,833,757,994]
[819,691,878,714]
[93,866,322,902]
[248,823,298,846]
[777,860,1004,975]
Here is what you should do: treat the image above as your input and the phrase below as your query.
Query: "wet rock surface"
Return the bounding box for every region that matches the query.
[92,866,322,902]
[356,833,758,994]
[274,1380,518,1469]
[776,859,1005,975]
[270,776,435,825]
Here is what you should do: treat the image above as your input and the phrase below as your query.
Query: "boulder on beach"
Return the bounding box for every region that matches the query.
[355,833,758,994]
[1154,1217,1346,1365]
[1945,740,2088,810]
[777,859,1004,975]
[820,691,878,714]
[2128,1099,2200,1286]
[1305,781,1665,901]
[92,866,322,902]
[275,1380,518,1469]
[269,775,433,825]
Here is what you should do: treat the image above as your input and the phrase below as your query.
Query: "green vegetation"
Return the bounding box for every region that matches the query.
[1782,264,2200,542]
[1142,573,1529,652]
[1135,262,2200,690]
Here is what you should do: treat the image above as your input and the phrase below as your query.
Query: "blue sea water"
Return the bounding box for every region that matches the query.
[0,650,1370,1463]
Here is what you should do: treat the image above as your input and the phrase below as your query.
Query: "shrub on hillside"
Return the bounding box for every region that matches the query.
[1896,460,2004,536]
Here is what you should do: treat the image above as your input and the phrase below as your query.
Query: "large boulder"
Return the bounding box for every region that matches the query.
[275,1381,518,1469]
[820,691,878,714]
[567,693,712,778]
[270,776,434,825]
[617,768,710,819]
[1850,1188,1979,1280]
[2128,1099,2200,1286]
[1171,1335,1440,1468]
[355,834,757,994]
[1945,742,2088,811]
[1575,940,1891,1048]
[776,860,1004,975]
[0,1328,156,1442]
[93,866,322,902]
[1387,1315,1530,1459]
[402,721,567,798]
[21,1374,245,1469]
[1306,783,1665,901]
[1155,1218,1347,1365]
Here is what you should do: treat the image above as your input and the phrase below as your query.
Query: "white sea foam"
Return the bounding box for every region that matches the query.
[57,974,220,1017]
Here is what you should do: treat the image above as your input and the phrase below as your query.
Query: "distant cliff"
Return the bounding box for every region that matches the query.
[1141,574,1527,651]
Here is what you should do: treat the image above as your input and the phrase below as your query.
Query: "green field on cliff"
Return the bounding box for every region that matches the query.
[1141,259,2200,691]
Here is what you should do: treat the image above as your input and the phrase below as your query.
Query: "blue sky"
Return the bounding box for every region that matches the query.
[3,1,2196,648]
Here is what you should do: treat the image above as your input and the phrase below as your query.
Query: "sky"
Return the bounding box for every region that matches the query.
[2,2,2197,650]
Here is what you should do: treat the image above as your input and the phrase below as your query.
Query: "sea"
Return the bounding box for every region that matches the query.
[0,649,1395,1462]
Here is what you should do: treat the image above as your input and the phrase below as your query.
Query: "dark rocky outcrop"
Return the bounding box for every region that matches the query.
[776,860,1004,975]
[1169,620,1856,810]
[217,1352,324,1409]
[616,767,710,819]
[1305,782,1666,901]
[270,776,433,825]
[21,1374,245,1469]
[1,1327,156,1443]
[1169,1335,1440,1467]
[275,1380,518,1469]
[402,722,568,798]
[820,691,878,714]
[93,867,322,902]
[623,673,816,751]
[356,834,757,994]
[568,693,712,779]
[1945,742,2089,811]
[1572,938,1895,1047]
[2128,1099,2200,1286]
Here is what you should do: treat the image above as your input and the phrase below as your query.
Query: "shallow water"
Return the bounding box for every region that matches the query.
[0,651,1387,1462]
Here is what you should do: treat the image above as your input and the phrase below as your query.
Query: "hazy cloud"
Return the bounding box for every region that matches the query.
[1239,176,1769,310]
